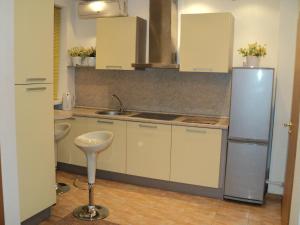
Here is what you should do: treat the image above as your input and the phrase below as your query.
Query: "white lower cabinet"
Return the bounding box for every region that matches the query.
[126,122,171,180]
[93,119,126,173]
[57,116,224,188]
[56,117,126,173]
[56,117,91,167]
[170,126,222,188]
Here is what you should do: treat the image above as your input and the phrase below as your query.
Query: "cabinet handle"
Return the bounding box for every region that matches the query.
[106,65,122,69]
[139,124,158,129]
[26,78,47,82]
[97,120,114,125]
[186,128,207,134]
[192,68,212,72]
[26,87,47,91]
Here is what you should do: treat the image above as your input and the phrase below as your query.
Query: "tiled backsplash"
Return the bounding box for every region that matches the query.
[75,68,231,117]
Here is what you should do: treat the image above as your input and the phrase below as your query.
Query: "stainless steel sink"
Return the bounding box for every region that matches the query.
[131,112,181,121]
[95,110,129,116]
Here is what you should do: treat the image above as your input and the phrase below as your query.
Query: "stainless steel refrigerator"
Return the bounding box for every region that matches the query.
[224,68,275,204]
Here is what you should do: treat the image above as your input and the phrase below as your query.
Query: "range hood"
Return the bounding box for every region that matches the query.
[132,0,179,69]
[78,0,128,19]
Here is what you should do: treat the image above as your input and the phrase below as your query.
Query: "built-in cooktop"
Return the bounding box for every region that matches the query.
[182,117,218,125]
[131,112,181,121]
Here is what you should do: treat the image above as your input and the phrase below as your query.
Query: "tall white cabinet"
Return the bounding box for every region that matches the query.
[14,0,55,222]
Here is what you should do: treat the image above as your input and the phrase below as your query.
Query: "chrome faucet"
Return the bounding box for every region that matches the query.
[112,94,125,113]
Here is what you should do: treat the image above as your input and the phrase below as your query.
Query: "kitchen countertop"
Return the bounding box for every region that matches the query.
[59,107,229,130]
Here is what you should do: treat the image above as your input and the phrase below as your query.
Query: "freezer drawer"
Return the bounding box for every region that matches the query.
[224,141,268,203]
[229,68,273,141]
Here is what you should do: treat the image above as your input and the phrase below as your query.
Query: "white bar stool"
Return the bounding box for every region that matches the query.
[73,131,114,221]
[54,123,71,194]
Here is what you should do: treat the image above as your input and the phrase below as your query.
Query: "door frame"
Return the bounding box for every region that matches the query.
[281,15,300,225]
[0,153,4,225]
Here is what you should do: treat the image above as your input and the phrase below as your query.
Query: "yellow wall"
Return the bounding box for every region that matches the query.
[53,7,61,100]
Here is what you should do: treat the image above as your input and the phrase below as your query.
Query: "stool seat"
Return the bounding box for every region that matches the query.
[74,131,113,153]
[55,123,71,141]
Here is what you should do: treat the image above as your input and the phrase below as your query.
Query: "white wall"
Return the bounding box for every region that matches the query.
[0,0,21,224]
[59,0,299,194]
[290,116,300,225]
[54,0,76,101]
[269,0,299,194]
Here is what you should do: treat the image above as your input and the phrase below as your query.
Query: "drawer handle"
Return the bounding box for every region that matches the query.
[106,65,122,69]
[192,68,212,72]
[139,124,158,129]
[26,87,47,91]
[26,78,47,82]
[69,117,76,120]
[186,128,207,134]
[97,120,114,125]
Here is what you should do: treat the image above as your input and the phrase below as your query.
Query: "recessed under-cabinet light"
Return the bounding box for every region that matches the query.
[88,1,106,12]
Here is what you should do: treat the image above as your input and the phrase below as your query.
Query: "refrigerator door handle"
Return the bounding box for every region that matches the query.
[26,87,47,92]
[26,78,47,82]
[228,138,268,145]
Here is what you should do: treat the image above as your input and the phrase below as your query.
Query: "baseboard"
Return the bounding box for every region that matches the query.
[266,193,283,201]
[57,162,223,199]
[21,207,51,225]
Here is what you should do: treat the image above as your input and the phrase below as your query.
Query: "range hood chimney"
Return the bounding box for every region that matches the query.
[133,0,179,69]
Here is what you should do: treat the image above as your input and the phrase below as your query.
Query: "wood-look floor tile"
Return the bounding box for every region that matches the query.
[40,172,282,225]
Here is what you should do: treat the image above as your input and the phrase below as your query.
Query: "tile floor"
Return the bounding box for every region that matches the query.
[40,171,282,225]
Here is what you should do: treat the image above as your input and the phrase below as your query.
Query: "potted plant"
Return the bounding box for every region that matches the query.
[238,42,267,67]
[86,47,96,67]
[80,48,90,66]
[68,47,85,66]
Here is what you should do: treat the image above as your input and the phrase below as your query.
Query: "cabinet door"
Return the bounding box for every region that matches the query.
[56,118,77,165]
[57,117,127,173]
[91,119,126,173]
[57,117,92,167]
[180,13,234,73]
[171,126,222,188]
[96,17,139,70]
[127,122,171,180]
[15,84,56,221]
[15,0,53,84]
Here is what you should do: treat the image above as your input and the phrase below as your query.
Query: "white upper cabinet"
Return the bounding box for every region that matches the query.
[15,0,53,84]
[180,13,234,73]
[96,17,147,70]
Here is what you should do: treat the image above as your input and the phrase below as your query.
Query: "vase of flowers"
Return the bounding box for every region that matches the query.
[238,42,267,67]
[86,47,96,67]
[68,47,85,66]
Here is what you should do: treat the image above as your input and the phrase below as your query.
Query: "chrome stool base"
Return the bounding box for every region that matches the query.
[56,182,70,195]
[73,205,109,221]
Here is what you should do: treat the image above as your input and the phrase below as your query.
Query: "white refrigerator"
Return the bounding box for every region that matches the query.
[224,68,275,204]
